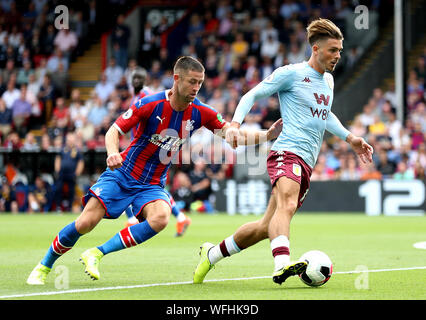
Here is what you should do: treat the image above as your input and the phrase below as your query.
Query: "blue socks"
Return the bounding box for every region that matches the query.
[41,221,81,269]
[171,205,180,218]
[97,220,157,255]
[40,220,158,269]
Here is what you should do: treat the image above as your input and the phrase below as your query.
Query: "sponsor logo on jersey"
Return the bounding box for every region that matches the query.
[149,133,186,152]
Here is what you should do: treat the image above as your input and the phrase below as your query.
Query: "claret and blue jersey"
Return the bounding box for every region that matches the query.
[113,89,225,188]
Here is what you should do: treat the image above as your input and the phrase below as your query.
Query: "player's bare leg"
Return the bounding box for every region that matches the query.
[142,200,171,233]
[193,194,277,284]
[269,176,307,285]
[75,197,107,234]
[232,193,277,248]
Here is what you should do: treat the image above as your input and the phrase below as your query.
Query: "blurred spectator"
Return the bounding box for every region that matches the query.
[0,98,12,136]
[69,90,88,129]
[410,122,425,150]
[148,75,165,93]
[54,132,84,212]
[171,169,193,211]
[376,149,396,178]
[0,182,18,213]
[50,62,69,98]
[360,161,382,180]
[111,14,131,70]
[28,175,53,212]
[11,85,32,136]
[252,8,268,30]
[261,34,280,60]
[34,57,47,86]
[231,32,249,60]
[104,57,124,86]
[52,97,70,131]
[3,131,23,150]
[1,59,17,84]
[413,56,425,83]
[22,131,40,151]
[46,48,69,73]
[279,0,300,19]
[42,25,57,56]
[346,47,362,70]
[87,96,108,128]
[37,74,55,119]
[287,42,305,64]
[16,60,34,86]
[94,73,114,103]
[54,28,78,60]
[2,79,20,108]
[339,154,361,181]
[189,157,213,212]
[261,96,280,129]
[393,161,415,180]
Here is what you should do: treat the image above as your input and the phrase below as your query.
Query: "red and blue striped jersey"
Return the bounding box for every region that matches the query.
[113,90,226,187]
[130,88,153,139]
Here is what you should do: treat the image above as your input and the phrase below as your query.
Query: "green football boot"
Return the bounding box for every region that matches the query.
[27,263,51,285]
[272,261,308,285]
[193,242,215,284]
[79,247,104,280]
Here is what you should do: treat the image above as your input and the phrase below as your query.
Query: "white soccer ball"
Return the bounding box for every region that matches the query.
[299,250,333,287]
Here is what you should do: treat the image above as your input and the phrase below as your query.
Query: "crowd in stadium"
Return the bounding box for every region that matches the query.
[0,0,425,213]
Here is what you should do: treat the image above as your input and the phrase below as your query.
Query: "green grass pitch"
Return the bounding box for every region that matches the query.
[0,212,425,300]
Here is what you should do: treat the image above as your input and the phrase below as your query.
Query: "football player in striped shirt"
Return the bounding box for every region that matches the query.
[123,68,192,237]
[27,56,282,284]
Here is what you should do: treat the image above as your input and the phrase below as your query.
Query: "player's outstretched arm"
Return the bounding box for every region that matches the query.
[105,125,123,170]
[326,111,373,164]
[220,119,283,148]
[346,133,374,164]
[238,118,283,146]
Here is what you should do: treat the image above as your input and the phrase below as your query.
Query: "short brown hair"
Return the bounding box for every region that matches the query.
[306,18,344,46]
[173,55,205,75]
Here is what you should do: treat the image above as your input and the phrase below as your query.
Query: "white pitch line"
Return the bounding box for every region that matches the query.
[1,266,425,299]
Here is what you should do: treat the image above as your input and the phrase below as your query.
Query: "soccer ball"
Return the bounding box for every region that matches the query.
[299,250,333,287]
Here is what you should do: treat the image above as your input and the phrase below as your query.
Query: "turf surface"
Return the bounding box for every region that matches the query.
[0,212,425,301]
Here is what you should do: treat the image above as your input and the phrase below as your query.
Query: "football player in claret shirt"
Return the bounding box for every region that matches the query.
[193,19,374,286]
[27,56,283,284]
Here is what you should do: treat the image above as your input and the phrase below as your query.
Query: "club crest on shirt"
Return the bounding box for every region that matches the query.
[293,164,301,176]
[185,120,195,131]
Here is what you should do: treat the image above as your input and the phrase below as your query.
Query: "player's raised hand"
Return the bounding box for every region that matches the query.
[106,152,123,170]
[346,134,374,164]
[225,122,240,149]
[267,118,283,140]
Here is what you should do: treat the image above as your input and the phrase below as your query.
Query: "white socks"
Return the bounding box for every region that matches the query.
[208,235,241,265]
[270,235,290,272]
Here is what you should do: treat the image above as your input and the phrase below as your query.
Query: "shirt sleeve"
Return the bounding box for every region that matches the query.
[326,111,351,141]
[201,105,226,133]
[232,66,295,124]
[113,98,150,135]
